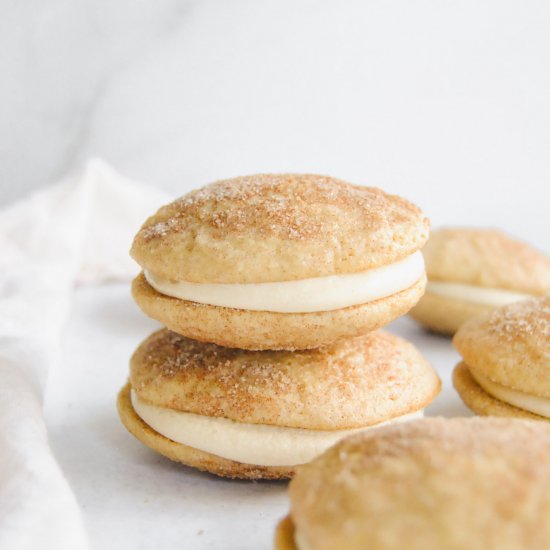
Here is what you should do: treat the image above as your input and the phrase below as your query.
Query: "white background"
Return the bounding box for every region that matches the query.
[1,0,549,251]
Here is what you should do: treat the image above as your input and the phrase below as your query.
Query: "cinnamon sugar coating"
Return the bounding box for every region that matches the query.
[453,297,550,397]
[424,227,550,294]
[284,417,550,550]
[132,272,427,350]
[131,174,429,284]
[129,329,440,430]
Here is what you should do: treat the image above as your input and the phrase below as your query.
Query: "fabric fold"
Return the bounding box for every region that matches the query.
[0,159,171,549]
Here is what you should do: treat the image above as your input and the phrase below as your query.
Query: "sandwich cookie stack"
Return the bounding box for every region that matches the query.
[117,174,441,479]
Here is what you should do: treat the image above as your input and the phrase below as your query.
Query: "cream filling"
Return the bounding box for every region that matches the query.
[427,281,532,307]
[470,370,550,418]
[143,251,424,313]
[131,391,424,467]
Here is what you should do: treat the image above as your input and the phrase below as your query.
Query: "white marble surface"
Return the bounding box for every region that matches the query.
[1,0,550,250]
[45,283,467,550]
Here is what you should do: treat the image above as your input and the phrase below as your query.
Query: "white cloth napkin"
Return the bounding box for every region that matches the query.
[0,160,171,550]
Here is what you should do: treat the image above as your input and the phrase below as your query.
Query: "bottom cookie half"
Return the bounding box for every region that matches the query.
[132,272,426,350]
[453,362,546,421]
[117,383,295,480]
[409,292,490,335]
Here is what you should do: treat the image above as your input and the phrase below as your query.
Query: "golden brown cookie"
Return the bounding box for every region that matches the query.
[452,363,543,420]
[131,272,426,350]
[117,329,440,479]
[409,227,550,335]
[131,174,429,284]
[453,297,550,419]
[277,417,550,550]
[130,174,430,349]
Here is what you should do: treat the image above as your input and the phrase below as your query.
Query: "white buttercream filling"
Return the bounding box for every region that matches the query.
[427,281,532,307]
[131,390,424,467]
[143,251,424,313]
[470,370,550,419]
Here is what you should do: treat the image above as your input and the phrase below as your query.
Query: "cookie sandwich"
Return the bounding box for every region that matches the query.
[409,228,550,335]
[117,329,440,479]
[131,174,430,350]
[276,417,550,550]
[453,297,550,420]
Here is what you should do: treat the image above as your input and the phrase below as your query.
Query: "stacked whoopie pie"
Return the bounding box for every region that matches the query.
[117,174,441,479]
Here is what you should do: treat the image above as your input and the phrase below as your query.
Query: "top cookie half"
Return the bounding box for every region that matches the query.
[131,174,429,284]
[424,227,550,295]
